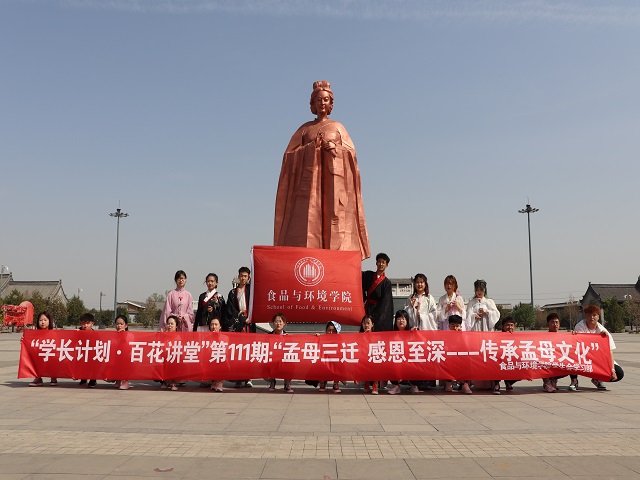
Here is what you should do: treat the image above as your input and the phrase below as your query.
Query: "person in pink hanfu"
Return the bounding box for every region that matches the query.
[159,270,194,332]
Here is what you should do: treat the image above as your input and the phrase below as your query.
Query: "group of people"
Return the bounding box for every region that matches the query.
[27,253,622,394]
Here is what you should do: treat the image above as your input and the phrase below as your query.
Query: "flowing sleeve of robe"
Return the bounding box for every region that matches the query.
[405,294,438,331]
[179,291,194,332]
[465,297,500,331]
[274,120,370,260]
[437,294,466,330]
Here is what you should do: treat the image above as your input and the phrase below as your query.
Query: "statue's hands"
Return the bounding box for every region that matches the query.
[321,139,337,156]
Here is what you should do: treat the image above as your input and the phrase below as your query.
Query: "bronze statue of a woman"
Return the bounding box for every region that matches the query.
[274,81,370,260]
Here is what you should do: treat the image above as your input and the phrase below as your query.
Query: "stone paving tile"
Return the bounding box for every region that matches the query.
[261,459,336,479]
[337,458,415,479]
[543,456,639,476]
[406,458,491,478]
[183,458,267,478]
[39,454,129,475]
[475,456,565,477]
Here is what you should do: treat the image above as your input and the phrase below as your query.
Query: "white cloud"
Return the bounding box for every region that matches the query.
[42,0,640,26]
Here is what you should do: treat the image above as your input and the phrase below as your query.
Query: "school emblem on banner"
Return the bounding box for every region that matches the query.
[294,257,325,287]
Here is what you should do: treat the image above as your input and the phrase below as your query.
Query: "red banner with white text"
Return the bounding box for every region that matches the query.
[19,330,613,382]
[250,246,365,325]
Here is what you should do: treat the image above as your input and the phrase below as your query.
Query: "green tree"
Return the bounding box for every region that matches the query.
[2,288,26,306]
[512,303,536,330]
[534,308,548,330]
[561,299,581,330]
[29,291,48,317]
[46,298,67,328]
[66,295,86,327]
[92,309,113,327]
[138,296,161,328]
[496,304,512,321]
[150,292,165,302]
[622,298,640,333]
[603,297,625,333]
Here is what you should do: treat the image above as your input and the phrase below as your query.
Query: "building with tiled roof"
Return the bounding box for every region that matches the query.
[581,276,640,309]
[0,272,68,304]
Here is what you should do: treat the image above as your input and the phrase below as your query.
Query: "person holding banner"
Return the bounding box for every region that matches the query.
[436,275,466,331]
[319,321,343,393]
[465,279,500,332]
[159,270,194,332]
[29,311,57,387]
[209,317,225,392]
[543,313,563,392]
[444,314,473,394]
[362,253,394,332]
[493,316,519,394]
[360,315,379,395]
[267,313,293,393]
[388,310,421,395]
[161,315,180,391]
[571,304,623,390]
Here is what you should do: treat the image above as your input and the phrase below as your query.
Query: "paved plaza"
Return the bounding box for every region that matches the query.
[2,332,640,479]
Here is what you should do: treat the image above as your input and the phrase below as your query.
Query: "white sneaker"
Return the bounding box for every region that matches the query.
[410,385,420,394]
[387,385,401,395]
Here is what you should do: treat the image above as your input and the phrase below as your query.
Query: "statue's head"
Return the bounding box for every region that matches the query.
[310,80,334,115]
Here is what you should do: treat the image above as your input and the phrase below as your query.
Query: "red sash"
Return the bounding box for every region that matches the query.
[365,273,386,306]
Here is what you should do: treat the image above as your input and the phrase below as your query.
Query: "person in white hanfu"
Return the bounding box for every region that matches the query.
[405,273,437,331]
[465,279,500,332]
[436,275,466,331]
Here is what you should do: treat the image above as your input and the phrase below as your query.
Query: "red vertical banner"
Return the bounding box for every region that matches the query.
[250,246,364,325]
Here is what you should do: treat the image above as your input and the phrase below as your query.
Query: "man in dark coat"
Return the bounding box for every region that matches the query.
[362,253,394,332]
[225,266,255,334]
[226,266,255,388]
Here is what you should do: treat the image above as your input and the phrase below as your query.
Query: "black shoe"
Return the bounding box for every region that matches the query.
[88,380,97,388]
[78,379,87,386]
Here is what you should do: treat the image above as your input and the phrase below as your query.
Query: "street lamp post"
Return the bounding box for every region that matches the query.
[518,203,539,309]
[0,265,8,291]
[109,206,129,323]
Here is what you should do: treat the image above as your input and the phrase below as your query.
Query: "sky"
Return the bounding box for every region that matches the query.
[1,0,639,311]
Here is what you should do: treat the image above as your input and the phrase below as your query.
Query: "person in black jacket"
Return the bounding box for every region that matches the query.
[193,273,225,332]
[226,266,254,388]
[362,253,394,332]
[225,266,254,333]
